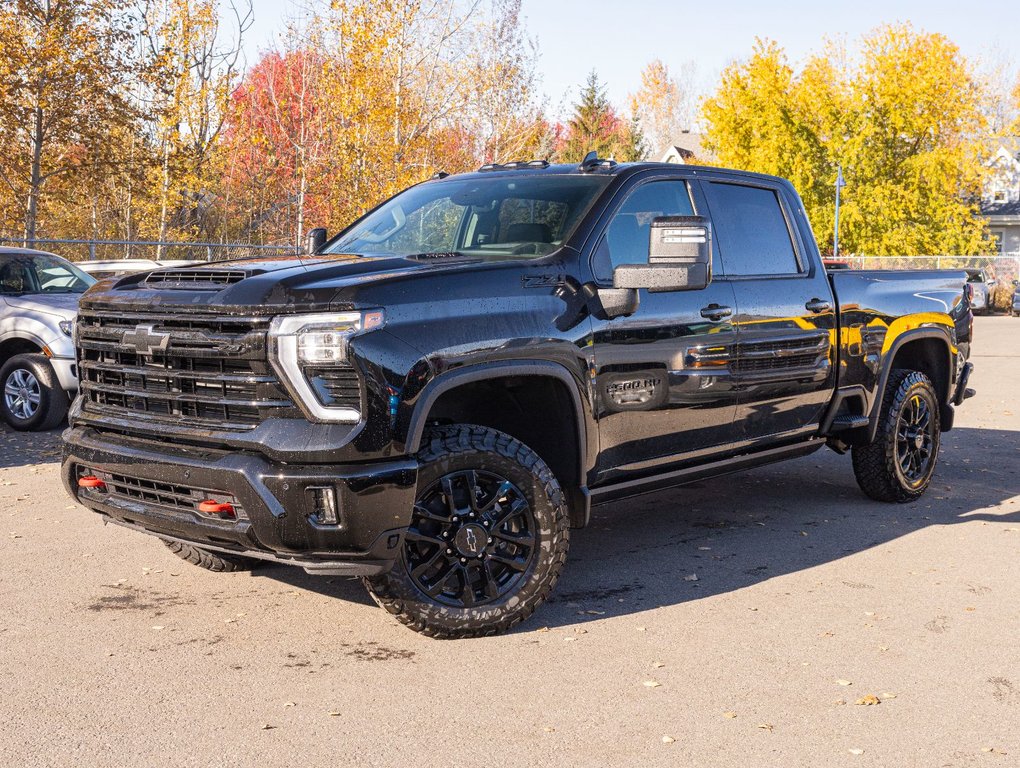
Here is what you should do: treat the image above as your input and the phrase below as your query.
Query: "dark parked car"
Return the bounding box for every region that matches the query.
[62,157,974,637]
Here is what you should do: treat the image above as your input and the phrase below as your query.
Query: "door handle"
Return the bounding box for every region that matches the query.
[700,304,733,321]
[805,298,832,313]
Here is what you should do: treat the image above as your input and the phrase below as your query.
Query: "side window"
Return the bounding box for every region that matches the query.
[706,182,800,276]
[593,180,696,282]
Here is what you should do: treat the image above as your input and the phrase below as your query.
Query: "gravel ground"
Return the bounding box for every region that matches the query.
[1,316,1017,768]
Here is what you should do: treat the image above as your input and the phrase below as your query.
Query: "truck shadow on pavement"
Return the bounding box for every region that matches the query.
[261,426,1020,626]
[0,424,64,469]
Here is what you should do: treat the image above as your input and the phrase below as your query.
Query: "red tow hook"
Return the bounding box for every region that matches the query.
[78,475,107,491]
[198,500,236,518]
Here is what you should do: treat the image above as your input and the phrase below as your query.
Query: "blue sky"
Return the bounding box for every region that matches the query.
[244,0,1020,116]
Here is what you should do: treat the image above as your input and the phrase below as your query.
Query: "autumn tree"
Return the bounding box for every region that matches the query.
[557,71,644,163]
[702,25,990,256]
[630,59,696,159]
[0,0,139,243]
[139,0,251,248]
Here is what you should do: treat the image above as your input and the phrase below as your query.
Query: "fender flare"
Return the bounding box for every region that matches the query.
[867,327,954,443]
[401,360,594,527]
[404,359,590,461]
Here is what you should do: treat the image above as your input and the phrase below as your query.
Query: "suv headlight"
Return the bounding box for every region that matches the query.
[268,311,383,423]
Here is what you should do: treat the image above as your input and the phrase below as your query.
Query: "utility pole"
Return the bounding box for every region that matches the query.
[833,165,845,259]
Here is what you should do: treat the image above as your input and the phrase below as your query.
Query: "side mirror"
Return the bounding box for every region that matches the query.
[613,216,712,292]
[307,227,328,254]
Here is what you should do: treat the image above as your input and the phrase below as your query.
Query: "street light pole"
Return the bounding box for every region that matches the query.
[833,165,845,259]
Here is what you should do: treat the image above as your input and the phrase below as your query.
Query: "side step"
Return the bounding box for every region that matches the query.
[828,414,870,431]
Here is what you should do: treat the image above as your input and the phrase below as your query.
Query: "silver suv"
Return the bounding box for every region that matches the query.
[0,248,95,430]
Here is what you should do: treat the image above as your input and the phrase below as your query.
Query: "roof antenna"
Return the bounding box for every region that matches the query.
[579,151,616,173]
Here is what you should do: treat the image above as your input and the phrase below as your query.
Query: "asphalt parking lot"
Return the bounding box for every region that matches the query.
[1,316,1017,768]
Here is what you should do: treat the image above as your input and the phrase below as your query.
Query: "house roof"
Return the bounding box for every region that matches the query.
[660,133,708,163]
[984,200,1020,217]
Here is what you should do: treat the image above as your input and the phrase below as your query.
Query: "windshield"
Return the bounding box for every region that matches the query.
[325,175,612,259]
[0,253,97,295]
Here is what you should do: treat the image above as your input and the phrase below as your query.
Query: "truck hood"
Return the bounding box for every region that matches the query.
[3,292,81,320]
[79,251,520,314]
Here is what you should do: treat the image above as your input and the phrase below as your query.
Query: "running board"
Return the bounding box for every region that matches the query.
[590,439,825,506]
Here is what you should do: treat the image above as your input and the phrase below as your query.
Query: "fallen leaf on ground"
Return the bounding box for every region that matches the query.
[683,574,699,582]
[836,679,853,686]
[848,748,864,755]
[643,680,662,688]
[723,711,737,719]
[283,702,295,708]
[758,723,774,732]
[662,736,676,744]
[855,695,881,706]
[327,711,341,717]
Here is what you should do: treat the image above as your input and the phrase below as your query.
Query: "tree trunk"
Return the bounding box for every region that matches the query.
[24,104,44,246]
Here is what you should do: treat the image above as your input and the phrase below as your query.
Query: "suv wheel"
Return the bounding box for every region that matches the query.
[852,369,941,503]
[364,424,570,638]
[0,353,69,431]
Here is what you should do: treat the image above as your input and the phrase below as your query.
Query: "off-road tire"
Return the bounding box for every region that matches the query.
[852,369,941,503]
[0,353,69,431]
[162,540,261,572]
[363,424,570,639]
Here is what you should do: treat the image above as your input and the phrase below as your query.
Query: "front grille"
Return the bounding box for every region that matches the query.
[79,467,245,520]
[77,309,298,432]
[143,269,250,288]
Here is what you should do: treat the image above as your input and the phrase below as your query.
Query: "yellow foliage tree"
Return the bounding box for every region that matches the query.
[0,0,138,244]
[702,25,991,256]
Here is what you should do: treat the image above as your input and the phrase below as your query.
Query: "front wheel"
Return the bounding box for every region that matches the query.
[0,353,69,431]
[852,369,941,503]
[364,425,570,638]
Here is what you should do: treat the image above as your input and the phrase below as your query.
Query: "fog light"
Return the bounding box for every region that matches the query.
[308,486,339,526]
[198,500,236,518]
[78,475,106,491]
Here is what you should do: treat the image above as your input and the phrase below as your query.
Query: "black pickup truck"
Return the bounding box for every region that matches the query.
[62,157,975,638]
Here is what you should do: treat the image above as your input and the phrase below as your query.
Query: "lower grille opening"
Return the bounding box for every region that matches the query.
[77,467,246,522]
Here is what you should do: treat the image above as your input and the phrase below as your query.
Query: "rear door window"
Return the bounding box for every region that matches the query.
[705,182,801,276]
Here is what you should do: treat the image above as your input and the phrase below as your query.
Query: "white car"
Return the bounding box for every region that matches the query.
[76,258,201,280]
[0,247,95,430]
[965,268,996,315]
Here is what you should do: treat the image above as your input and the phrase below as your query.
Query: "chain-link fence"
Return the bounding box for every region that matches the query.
[0,238,301,263]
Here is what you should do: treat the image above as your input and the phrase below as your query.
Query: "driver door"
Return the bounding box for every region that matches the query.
[588,177,740,485]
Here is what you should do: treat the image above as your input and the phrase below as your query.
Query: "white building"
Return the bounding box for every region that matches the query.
[981,138,1020,255]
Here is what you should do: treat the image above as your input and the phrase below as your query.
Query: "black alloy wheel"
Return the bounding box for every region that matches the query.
[852,369,941,503]
[895,391,936,485]
[404,469,536,608]
[363,424,569,638]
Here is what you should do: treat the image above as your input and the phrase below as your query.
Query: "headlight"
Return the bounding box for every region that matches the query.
[268,310,384,423]
[59,320,73,337]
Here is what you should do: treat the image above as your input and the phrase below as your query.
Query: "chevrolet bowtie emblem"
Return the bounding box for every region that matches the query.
[122,324,170,356]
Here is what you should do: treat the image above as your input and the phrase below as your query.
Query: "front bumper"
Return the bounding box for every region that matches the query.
[62,426,418,575]
[49,355,78,394]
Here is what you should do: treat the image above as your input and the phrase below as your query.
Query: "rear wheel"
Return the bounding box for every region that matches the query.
[852,369,940,503]
[162,540,261,573]
[0,353,68,431]
[364,424,570,638]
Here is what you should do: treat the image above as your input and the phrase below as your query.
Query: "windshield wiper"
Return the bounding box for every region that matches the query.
[404,251,476,261]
